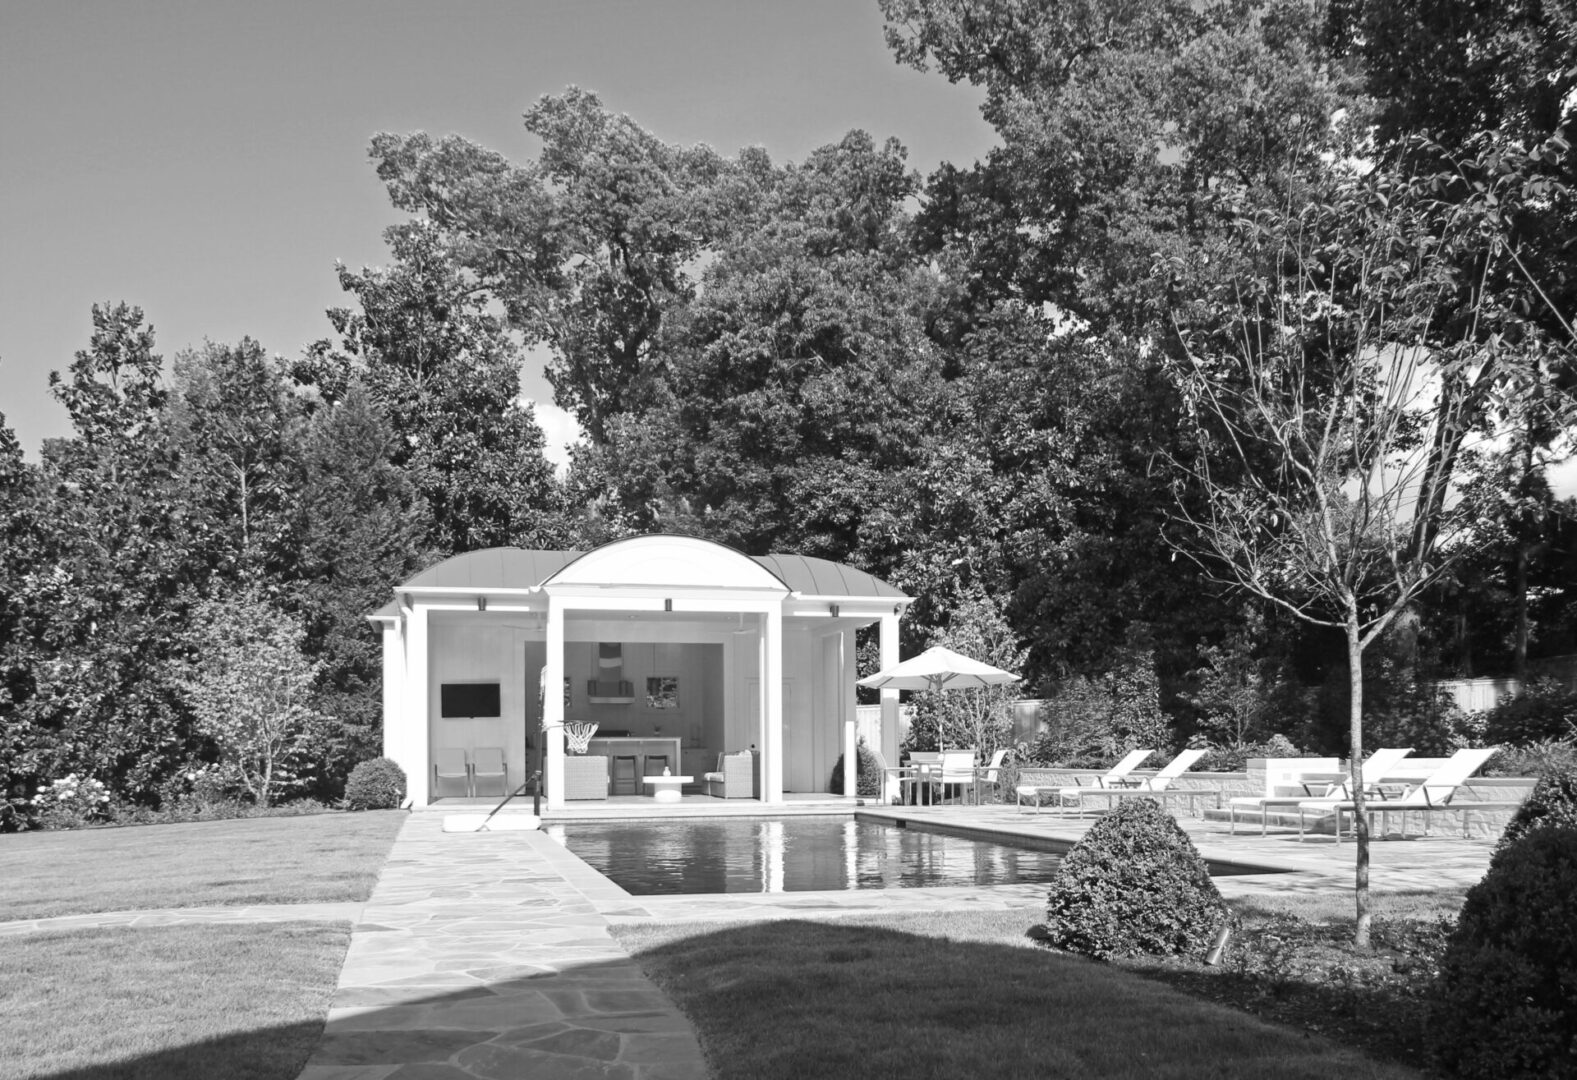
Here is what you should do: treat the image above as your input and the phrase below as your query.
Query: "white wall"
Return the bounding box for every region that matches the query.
[428,619,533,797]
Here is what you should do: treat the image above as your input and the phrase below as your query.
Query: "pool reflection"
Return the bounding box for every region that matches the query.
[547,817,1063,895]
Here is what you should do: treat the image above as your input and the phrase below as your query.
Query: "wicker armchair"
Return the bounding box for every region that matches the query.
[703,752,757,798]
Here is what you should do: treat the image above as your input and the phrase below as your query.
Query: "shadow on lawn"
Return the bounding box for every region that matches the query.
[28,919,1432,1080]
[29,951,701,1080]
[30,1021,328,1080]
[614,916,1430,1080]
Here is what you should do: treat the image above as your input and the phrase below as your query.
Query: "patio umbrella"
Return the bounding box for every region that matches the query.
[857,645,1020,693]
[858,645,1020,795]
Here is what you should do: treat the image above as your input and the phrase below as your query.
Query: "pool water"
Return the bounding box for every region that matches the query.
[545,816,1067,895]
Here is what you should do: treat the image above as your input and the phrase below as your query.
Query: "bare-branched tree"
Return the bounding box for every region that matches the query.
[1162,140,1575,948]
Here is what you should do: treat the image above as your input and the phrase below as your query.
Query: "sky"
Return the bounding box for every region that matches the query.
[0,0,997,465]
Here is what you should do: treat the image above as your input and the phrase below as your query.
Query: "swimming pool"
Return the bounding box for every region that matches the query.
[545,816,1068,895]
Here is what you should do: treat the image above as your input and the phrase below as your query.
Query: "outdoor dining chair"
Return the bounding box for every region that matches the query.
[471,747,508,797]
[972,748,1010,804]
[433,748,471,798]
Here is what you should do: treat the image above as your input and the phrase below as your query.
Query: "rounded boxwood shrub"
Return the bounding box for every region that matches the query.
[344,757,407,810]
[1430,820,1577,1079]
[827,737,884,797]
[1044,798,1226,960]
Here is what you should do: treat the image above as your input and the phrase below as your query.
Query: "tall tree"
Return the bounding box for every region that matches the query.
[170,339,303,584]
[27,304,197,804]
[289,386,430,790]
[370,87,727,445]
[0,403,45,828]
[299,222,565,554]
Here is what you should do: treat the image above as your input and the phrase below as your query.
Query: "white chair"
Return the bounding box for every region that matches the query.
[1073,748,1211,816]
[1228,748,1414,835]
[932,749,980,804]
[1016,748,1155,814]
[472,747,508,797]
[433,748,471,798]
[1297,747,1513,842]
[973,749,1010,804]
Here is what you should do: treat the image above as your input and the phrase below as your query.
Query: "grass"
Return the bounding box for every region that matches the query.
[0,921,350,1080]
[0,811,406,921]
[612,909,1429,1080]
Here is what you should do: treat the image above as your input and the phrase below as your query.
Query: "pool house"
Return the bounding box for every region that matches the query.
[370,535,913,809]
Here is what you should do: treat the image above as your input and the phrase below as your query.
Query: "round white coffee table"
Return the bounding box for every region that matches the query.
[642,775,692,803]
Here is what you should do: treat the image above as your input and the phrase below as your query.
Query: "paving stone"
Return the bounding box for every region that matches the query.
[313,1029,481,1066]
[455,1042,638,1080]
[513,1026,625,1061]
[383,1066,478,1080]
[334,986,497,1008]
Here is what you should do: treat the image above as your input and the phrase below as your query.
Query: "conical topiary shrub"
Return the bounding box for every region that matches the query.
[1044,798,1226,960]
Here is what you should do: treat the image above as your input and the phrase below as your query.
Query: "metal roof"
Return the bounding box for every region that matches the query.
[750,553,906,599]
[371,543,906,615]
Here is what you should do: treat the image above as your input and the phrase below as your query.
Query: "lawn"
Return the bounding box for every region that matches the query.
[613,908,1431,1080]
[0,921,350,1080]
[0,811,407,921]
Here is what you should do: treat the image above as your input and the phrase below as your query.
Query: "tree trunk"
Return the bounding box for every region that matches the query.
[1513,544,1530,683]
[1347,615,1372,950]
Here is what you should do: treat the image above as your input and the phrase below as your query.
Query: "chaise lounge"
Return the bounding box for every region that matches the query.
[1015,748,1155,814]
[1069,748,1215,817]
[1297,747,1516,841]
[1227,747,1414,835]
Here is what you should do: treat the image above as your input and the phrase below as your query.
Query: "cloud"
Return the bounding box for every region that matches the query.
[523,398,583,476]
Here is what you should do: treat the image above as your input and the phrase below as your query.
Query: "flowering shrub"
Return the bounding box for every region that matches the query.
[31,774,111,830]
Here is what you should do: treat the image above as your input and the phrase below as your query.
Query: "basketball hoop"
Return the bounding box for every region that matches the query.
[563,721,599,755]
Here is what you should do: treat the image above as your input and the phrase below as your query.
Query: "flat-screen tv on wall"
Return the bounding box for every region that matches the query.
[440,682,501,718]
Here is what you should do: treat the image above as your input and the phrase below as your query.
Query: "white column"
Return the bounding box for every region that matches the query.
[879,613,900,800]
[406,603,430,807]
[380,620,404,762]
[762,605,784,803]
[545,597,565,811]
[840,630,857,798]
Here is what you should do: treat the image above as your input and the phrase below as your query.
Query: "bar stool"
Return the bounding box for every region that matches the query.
[643,753,670,778]
[611,755,640,795]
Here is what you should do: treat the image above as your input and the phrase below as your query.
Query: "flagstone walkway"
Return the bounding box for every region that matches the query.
[294,813,709,1080]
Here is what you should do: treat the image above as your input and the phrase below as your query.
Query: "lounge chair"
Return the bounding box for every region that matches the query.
[1074,748,1216,817]
[433,748,471,798]
[1015,748,1155,814]
[472,747,508,797]
[1227,747,1414,835]
[1297,747,1515,842]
